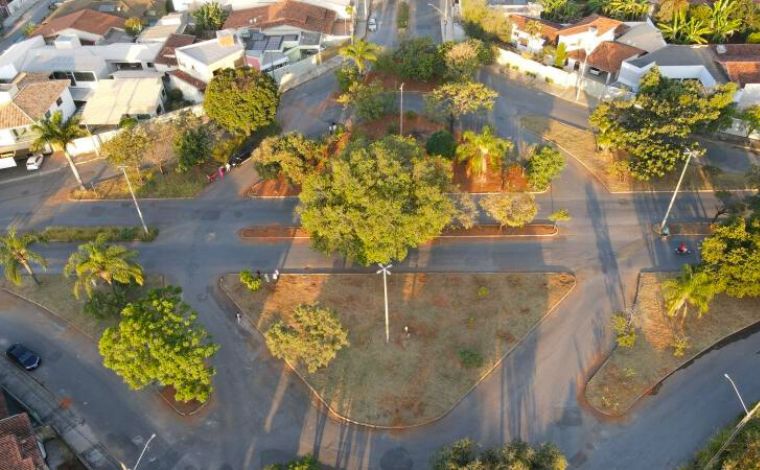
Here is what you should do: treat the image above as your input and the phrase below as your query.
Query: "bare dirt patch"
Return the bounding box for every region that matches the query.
[364,71,441,93]
[1,274,164,339]
[245,175,300,197]
[355,113,443,140]
[220,272,575,426]
[521,116,752,193]
[585,272,760,416]
[452,161,506,193]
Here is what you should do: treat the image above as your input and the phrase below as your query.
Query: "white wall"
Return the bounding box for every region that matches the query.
[735,84,760,109]
[176,46,242,82]
[49,28,104,45]
[496,47,577,87]
[558,29,616,52]
[168,75,204,103]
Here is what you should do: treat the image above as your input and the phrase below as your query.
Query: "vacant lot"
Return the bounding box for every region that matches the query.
[2,274,164,339]
[521,116,752,193]
[221,272,575,426]
[586,273,760,415]
[71,163,214,200]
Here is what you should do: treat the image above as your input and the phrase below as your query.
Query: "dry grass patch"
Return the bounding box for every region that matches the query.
[586,272,760,415]
[1,274,164,339]
[71,163,214,200]
[520,116,752,193]
[221,272,575,426]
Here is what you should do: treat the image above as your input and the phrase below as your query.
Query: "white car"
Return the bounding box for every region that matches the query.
[368,17,377,32]
[26,154,44,171]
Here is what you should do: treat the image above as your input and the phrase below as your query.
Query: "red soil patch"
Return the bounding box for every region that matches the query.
[355,114,443,140]
[246,175,300,197]
[452,161,505,193]
[239,226,310,238]
[160,386,205,416]
[364,71,441,92]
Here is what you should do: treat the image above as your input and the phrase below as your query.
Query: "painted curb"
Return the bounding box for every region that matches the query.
[218,271,577,430]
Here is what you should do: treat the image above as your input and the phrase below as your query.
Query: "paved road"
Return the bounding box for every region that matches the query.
[0,0,54,52]
[1,61,759,470]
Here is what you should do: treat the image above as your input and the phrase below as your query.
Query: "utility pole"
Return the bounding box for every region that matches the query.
[659,149,696,236]
[120,166,149,235]
[376,263,392,343]
[399,82,404,135]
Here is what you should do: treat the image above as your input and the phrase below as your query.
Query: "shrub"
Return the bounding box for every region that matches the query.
[554,42,568,67]
[425,130,457,159]
[397,1,409,28]
[458,349,484,368]
[748,32,760,44]
[611,313,636,348]
[480,192,538,228]
[265,304,349,373]
[477,286,489,297]
[672,335,689,357]
[251,133,322,184]
[264,455,321,470]
[432,438,567,470]
[174,127,211,172]
[167,88,184,101]
[335,64,360,93]
[545,77,553,84]
[239,270,262,292]
[526,71,537,79]
[548,209,571,223]
[394,37,445,81]
[526,145,565,191]
[42,226,158,242]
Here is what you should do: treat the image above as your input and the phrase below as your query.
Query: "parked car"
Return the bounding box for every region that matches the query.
[6,344,41,371]
[25,154,44,171]
[228,135,259,167]
[368,17,377,32]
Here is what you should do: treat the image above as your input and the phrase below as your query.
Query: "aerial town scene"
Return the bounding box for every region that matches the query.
[0,0,757,467]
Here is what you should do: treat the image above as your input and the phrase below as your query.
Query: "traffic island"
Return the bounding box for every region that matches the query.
[585,273,760,416]
[220,272,576,427]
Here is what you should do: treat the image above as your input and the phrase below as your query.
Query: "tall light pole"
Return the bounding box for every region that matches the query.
[376,263,392,343]
[121,433,156,470]
[120,166,149,235]
[659,149,696,236]
[399,83,404,135]
[724,373,749,416]
[428,2,448,39]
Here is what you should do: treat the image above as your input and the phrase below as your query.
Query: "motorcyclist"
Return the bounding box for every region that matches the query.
[677,242,688,254]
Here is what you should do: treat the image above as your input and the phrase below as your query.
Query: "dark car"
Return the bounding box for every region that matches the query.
[228,135,259,167]
[6,344,41,371]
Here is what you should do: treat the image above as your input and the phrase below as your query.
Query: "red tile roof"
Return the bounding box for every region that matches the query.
[224,1,338,34]
[0,414,45,470]
[33,8,126,39]
[509,14,562,41]
[713,44,760,86]
[586,41,645,73]
[559,14,624,37]
[168,69,207,90]
[155,33,196,66]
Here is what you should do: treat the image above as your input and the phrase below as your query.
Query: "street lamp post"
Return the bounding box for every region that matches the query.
[376,263,392,343]
[427,2,448,40]
[120,166,149,235]
[399,83,404,135]
[659,149,696,236]
[121,433,156,470]
[724,373,749,416]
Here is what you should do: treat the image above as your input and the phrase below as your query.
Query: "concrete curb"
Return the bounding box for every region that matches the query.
[218,271,577,429]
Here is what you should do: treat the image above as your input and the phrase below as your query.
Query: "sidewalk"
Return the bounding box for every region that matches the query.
[0,359,121,470]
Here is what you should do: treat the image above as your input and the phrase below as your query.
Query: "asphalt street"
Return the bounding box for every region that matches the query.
[0,9,759,469]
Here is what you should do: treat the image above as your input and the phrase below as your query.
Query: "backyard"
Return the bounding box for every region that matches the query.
[221,272,575,427]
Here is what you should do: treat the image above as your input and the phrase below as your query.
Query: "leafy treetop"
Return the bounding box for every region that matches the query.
[204,67,280,136]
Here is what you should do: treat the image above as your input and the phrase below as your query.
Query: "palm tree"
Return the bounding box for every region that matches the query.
[345,5,355,42]
[456,126,513,180]
[662,264,716,321]
[604,0,650,19]
[525,20,543,40]
[709,0,741,43]
[339,39,380,75]
[32,111,87,191]
[0,228,46,286]
[658,11,711,44]
[64,235,144,299]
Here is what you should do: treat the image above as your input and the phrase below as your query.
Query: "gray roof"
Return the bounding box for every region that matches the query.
[626,45,728,83]
[615,23,666,53]
[299,31,320,46]
[176,39,243,64]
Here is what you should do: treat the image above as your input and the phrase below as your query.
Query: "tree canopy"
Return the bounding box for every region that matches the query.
[192,1,228,32]
[479,192,538,228]
[589,68,736,180]
[700,215,760,298]
[526,145,565,191]
[456,125,512,179]
[102,126,149,180]
[426,81,498,131]
[204,67,280,136]
[32,111,87,190]
[0,228,46,286]
[431,438,568,470]
[339,39,380,74]
[393,37,445,81]
[64,235,144,299]
[298,135,457,265]
[98,286,219,403]
[251,133,324,184]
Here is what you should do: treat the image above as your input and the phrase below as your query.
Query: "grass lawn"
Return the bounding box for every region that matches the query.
[221,272,575,426]
[70,163,215,200]
[585,273,760,416]
[1,274,164,339]
[521,116,752,193]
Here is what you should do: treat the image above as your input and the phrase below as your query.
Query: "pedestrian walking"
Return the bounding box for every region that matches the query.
[264,273,270,282]
[273,269,279,281]
[236,313,241,324]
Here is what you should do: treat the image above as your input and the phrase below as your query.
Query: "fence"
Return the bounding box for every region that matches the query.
[495,48,578,88]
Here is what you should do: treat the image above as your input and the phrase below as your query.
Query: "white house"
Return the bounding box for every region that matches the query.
[137,12,189,44]
[557,15,624,54]
[175,0,352,19]
[81,77,165,127]
[174,31,244,83]
[508,14,561,54]
[618,45,728,91]
[31,9,128,45]
[154,33,196,73]
[0,74,75,153]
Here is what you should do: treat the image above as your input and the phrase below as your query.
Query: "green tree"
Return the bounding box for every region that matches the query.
[265,304,349,373]
[192,1,228,32]
[426,130,457,159]
[394,37,445,81]
[603,0,650,19]
[264,455,321,470]
[125,17,143,36]
[554,42,568,67]
[431,438,568,470]
[101,126,149,182]
[548,208,571,224]
[64,235,144,299]
[658,10,712,44]
[662,264,717,319]
[426,81,498,131]
[456,125,512,179]
[251,133,322,184]
[99,286,219,402]
[708,0,742,43]
[0,228,46,286]
[443,40,483,81]
[174,126,211,172]
[204,67,279,136]
[739,105,760,137]
[589,68,736,179]
[339,39,380,75]
[656,0,689,21]
[335,63,361,92]
[32,111,87,190]
[337,81,396,122]
[611,312,636,347]
[480,192,538,228]
[526,145,565,191]
[525,20,543,39]
[298,135,456,265]
[700,216,760,298]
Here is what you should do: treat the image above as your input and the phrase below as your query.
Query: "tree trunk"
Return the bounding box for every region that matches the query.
[63,149,86,191]
[22,262,40,286]
[448,113,455,134]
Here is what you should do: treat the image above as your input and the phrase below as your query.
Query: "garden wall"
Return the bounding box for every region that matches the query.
[495,48,577,88]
